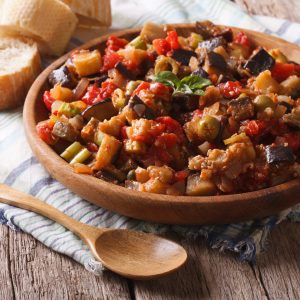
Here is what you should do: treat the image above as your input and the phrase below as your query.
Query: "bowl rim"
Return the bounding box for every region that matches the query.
[23,23,300,217]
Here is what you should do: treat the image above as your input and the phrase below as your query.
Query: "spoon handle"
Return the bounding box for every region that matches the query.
[0,183,102,240]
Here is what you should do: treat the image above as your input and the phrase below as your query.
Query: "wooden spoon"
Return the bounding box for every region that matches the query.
[0,184,187,279]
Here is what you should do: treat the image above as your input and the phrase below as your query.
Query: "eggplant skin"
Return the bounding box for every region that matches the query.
[115,62,136,80]
[171,48,197,66]
[244,48,275,76]
[48,65,78,89]
[207,52,227,72]
[192,67,209,78]
[198,36,226,52]
[265,145,294,165]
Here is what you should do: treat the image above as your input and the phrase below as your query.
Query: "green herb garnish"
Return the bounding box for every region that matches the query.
[153,71,211,96]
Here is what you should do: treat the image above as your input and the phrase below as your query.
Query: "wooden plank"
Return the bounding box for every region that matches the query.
[133,233,267,300]
[4,228,131,300]
[234,0,300,23]
[253,222,300,300]
[0,225,14,300]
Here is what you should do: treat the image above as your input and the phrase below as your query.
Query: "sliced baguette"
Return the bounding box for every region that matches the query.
[0,37,41,110]
[0,0,78,56]
[61,0,112,28]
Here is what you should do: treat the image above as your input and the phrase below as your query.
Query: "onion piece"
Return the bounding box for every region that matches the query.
[73,78,90,100]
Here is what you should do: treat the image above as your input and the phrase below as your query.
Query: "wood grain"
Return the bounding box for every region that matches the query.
[0,224,131,300]
[235,0,300,23]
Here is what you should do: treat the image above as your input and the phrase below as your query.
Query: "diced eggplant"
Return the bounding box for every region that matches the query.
[227,97,254,121]
[172,94,199,112]
[81,99,118,121]
[103,164,127,182]
[115,62,136,80]
[94,170,119,184]
[128,95,156,119]
[198,36,226,52]
[186,174,217,196]
[73,78,89,100]
[265,145,294,165]
[244,48,275,76]
[206,52,227,73]
[171,48,197,66]
[191,67,209,78]
[52,120,78,142]
[196,20,233,42]
[48,65,78,89]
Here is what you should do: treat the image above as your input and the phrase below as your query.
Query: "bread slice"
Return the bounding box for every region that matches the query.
[61,0,112,28]
[0,37,41,110]
[0,0,78,56]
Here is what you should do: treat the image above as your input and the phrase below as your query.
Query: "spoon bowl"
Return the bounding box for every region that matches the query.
[91,229,187,279]
[0,184,187,279]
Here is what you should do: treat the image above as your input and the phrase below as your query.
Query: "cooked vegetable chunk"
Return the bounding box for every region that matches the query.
[82,99,118,121]
[73,50,102,77]
[244,48,275,75]
[265,145,294,165]
[171,48,197,66]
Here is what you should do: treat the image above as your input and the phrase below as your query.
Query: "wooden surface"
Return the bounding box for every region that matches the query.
[24,25,300,225]
[1,1,300,299]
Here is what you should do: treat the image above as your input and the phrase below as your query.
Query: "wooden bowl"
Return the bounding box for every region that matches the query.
[23,24,300,225]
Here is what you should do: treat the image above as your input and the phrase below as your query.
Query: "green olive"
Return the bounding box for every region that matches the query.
[254,95,275,112]
[198,115,220,141]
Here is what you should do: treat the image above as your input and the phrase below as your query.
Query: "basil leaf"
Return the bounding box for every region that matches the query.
[180,76,211,90]
[193,89,205,96]
[153,71,180,89]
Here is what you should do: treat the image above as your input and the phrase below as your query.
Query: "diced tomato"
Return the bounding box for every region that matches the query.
[155,133,178,148]
[271,62,300,82]
[166,31,180,50]
[152,38,171,55]
[101,51,123,72]
[152,146,173,163]
[120,126,128,140]
[106,36,128,52]
[148,122,166,137]
[132,81,151,96]
[36,121,58,145]
[174,170,189,181]
[82,81,117,105]
[150,82,171,98]
[283,133,300,151]
[156,116,181,132]
[244,120,268,137]
[123,59,137,71]
[43,91,55,111]
[132,134,150,143]
[234,31,250,48]
[86,142,99,152]
[219,81,242,99]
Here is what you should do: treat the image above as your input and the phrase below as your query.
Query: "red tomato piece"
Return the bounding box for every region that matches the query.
[120,126,128,140]
[152,38,171,55]
[245,120,267,137]
[283,133,300,151]
[106,36,128,52]
[156,116,181,132]
[219,81,242,99]
[166,31,180,49]
[155,133,178,148]
[99,81,117,100]
[271,63,297,82]
[36,121,58,145]
[82,82,117,105]
[148,122,166,138]
[150,82,171,98]
[193,109,203,118]
[234,31,250,48]
[132,81,151,96]
[174,170,189,181]
[43,91,55,111]
[101,52,123,72]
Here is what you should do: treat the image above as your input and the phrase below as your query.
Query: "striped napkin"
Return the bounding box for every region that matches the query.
[1,0,300,275]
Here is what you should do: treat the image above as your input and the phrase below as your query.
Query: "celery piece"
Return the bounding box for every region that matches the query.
[224,132,247,145]
[60,142,83,162]
[190,32,203,49]
[58,103,81,117]
[94,131,106,146]
[125,80,142,96]
[129,36,147,50]
[70,148,91,165]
